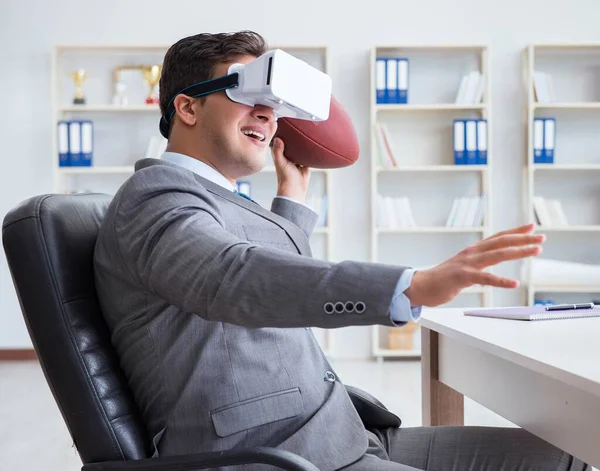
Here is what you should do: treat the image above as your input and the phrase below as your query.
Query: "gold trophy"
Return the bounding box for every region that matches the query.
[72,69,87,105]
[142,65,162,104]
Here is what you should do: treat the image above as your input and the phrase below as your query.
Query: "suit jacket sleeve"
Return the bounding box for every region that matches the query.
[113,165,408,329]
[270,197,318,238]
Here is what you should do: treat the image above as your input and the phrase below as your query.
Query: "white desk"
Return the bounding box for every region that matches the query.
[419,308,600,468]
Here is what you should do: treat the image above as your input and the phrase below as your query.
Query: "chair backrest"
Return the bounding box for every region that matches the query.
[2,194,150,464]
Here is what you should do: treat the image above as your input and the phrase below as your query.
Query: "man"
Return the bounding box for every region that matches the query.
[93,31,587,471]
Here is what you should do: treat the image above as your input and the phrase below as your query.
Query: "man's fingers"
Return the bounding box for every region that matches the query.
[271,137,284,160]
[471,233,546,254]
[472,244,543,269]
[481,223,536,242]
[467,270,520,289]
[271,138,290,169]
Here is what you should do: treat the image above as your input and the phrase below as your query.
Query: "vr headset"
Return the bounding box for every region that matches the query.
[159,49,332,139]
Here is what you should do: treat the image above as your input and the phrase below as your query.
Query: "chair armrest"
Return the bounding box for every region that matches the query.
[81,446,320,471]
[345,384,402,430]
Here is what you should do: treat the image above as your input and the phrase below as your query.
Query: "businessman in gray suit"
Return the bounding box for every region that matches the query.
[93,31,588,471]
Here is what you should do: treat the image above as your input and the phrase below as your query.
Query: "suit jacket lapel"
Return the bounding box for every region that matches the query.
[134,158,312,256]
[198,175,313,256]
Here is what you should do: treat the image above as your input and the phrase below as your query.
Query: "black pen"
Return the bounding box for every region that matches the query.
[545,302,595,311]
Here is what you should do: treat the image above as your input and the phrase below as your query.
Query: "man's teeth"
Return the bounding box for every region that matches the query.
[242,129,265,141]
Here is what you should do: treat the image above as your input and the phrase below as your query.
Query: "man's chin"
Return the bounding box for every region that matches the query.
[234,153,266,177]
[249,151,267,171]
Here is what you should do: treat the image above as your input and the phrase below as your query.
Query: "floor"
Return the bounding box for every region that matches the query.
[0,359,520,470]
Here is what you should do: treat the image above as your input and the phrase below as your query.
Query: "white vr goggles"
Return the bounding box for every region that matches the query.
[159,49,332,138]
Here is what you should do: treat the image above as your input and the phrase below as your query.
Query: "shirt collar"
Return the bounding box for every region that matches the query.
[160,152,236,192]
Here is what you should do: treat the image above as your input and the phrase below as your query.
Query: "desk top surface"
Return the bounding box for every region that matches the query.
[420,307,600,397]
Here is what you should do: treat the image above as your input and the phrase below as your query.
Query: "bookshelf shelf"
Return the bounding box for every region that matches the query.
[530,285,600,293]
[59,166,135,175]
[375,44,488,53]
[535,225,600,232]
[533,102,600,110]
[377,227,486,234]
[377,165,487,173]
[533,164,600,171]
[523,43,600,305]
[369,44,492,361]
[59,105,160,113]
[531,43,600,50]
[376,103,486,112]
[56,44,171,52]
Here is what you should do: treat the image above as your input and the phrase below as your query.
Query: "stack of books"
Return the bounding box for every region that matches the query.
[57,120,94,167]
[533,118,556,164]
[445,194,486,227]
[455,71,486,104]
[527,258,600,287]
[533,196,568,227]
[377,195,417,228]
[533,71,556,103]
[375,57,409,104]
[453,119,488,165]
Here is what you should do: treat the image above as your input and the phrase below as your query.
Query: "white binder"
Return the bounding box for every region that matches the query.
[533,118,544,163]
[68,121,81,166]
[57,121,69,166]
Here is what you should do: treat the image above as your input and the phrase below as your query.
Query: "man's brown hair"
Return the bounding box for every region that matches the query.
[159,31,268,135]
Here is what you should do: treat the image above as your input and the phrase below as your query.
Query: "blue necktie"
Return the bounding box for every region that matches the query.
[234,190,258,204]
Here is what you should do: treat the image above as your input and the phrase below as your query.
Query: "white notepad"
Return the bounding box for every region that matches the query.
[464,305,600,321]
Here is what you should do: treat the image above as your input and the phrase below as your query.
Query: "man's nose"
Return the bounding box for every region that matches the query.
[252,105,275,123]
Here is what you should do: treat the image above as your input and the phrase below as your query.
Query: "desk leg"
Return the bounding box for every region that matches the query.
[421,327,464,426]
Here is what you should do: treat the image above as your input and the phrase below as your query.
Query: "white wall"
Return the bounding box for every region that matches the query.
[1,0,599,356]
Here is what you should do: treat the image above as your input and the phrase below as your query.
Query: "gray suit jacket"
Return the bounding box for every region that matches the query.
[93,158,408,471]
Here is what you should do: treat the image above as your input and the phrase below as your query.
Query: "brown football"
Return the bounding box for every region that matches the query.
[273,95,360,169]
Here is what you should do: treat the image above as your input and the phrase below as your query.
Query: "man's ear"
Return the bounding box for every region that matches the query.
[173,94,197,127]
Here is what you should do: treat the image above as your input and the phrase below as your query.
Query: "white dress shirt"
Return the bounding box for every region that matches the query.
[160,151,421,324]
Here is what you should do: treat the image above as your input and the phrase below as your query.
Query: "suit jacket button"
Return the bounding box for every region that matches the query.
[355,301,366,314]
[334,302,345,314]
[324,302,334,315]
[324,371,336,383]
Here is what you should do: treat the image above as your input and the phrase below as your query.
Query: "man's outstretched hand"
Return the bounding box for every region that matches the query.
[272,137,311,203]
[404,223,545,307]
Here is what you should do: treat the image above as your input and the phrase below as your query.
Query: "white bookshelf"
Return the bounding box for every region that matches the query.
[369,44,493,360]
[522,43,600,304]
[51,43,335,356]
[523,43,600,306]
[51,44,170,196]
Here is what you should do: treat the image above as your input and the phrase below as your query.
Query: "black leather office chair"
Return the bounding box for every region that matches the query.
[1,193,319,471]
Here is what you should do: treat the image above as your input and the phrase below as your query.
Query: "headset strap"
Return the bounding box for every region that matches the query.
[159,72,240,138]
